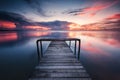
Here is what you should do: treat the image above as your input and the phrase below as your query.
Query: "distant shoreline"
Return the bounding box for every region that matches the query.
[0,30,120,32]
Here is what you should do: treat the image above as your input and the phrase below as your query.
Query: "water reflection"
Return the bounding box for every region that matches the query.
[67,31,120,80]
[24,31,51,37]
[0,31,52,47]
[0,31,120,80]
[0,32,18,42]
[67,31,120,48]
[102,39,120,48]
[0,31,52,80]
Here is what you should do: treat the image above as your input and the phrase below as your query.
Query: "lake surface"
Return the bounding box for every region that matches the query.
[0,31,120,80]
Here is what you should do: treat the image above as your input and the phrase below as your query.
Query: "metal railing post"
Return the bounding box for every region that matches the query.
[36,38,81,61]
[74,40,77,55]
[37,40,40,61]
[69,40,71,47]
[77,39,81,60]
[40,41,43,57]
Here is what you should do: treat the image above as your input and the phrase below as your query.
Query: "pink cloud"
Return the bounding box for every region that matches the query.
[0,20,16,29]
[106,13,120,20]
[77,0,118,17]
[79,12,120,31]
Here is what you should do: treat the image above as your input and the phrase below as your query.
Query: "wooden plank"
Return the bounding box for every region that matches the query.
[34,69,86,73]
[39,60,80,63]
[41,58,77,60]
[43,55,76,58]
[35,65,84,69]
[29,78,92,80]
[31,72,90,78]
[29,41,91,80]
[39,62,82,66]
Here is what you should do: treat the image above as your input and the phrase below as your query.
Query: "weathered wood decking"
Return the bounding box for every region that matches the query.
[29,41,92,80]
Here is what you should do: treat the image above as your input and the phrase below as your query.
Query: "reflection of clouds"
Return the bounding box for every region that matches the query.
[67,31,120,56]
[102,39,120,48]
[24,31,51,37]
[0,32,18,42]
[1,31,120,49]
[67,31,84,38]
[67,31,109,38]
[68,32,78,38]
[0,31,51,45]
[67,31,111,38]
[67,31,108,54]
[79,31,120,48]
[68,31,120,41]
[82,42,108,55]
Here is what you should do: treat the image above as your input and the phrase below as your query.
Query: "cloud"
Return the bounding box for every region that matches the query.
[0,20,16,29]
[0,11,30,24]
[36,20,70,30]
[0,11,31,30]
[0,11,70,31]
[24,0,49,17]
[105,13,120,20]
[80,21,120,31]
[79,13,120,31]
[66,0,118,17]
[102,13,120,30]
[0,11,119,31]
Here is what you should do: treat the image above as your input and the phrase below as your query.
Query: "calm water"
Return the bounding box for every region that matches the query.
[0,31,120,80]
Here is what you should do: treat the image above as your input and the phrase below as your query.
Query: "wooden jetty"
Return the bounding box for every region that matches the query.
[29,38,92,80]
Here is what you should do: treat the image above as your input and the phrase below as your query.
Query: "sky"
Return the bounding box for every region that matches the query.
[0,0,120,30]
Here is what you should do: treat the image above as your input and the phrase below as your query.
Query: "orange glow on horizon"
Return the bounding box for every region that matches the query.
[0,20,16,29]
[67,32,83,38]
[0,32,18,42]
[81,23,102,30]
[22,25,51,30]
[67,23,101,31]
[67,23,82,30]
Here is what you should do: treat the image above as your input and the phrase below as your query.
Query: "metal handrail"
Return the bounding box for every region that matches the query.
[36,38,81,61]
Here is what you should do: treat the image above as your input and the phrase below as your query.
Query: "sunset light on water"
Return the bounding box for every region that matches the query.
[0,0,120,80]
